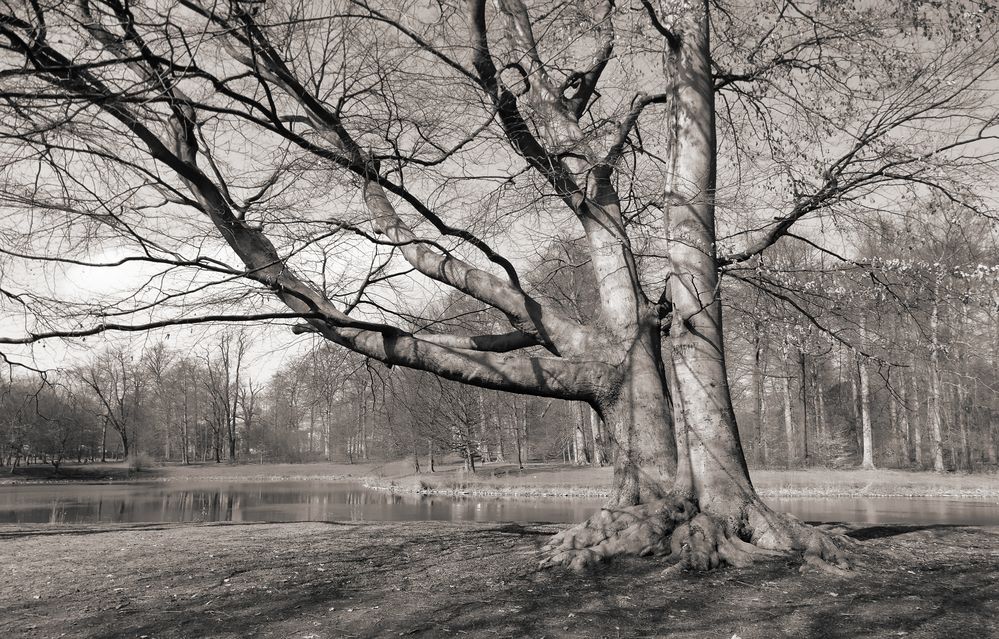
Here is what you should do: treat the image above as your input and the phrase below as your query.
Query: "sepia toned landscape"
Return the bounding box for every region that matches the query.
[1,0,998,637]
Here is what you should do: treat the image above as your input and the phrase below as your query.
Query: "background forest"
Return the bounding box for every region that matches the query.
[5,204,996,473]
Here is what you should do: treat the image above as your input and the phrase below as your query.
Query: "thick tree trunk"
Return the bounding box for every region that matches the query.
[602,319,676,506]
[544,2,850,573]
[661,5,754,513]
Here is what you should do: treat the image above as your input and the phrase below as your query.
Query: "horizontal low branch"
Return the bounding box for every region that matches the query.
[0,312,327,345]
[293,323,541,353]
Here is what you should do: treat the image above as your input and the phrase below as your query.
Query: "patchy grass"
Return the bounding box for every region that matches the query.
[0,463,137,484]
[0,461,384,485]
[365,462,614,497]
[0,520,996,638]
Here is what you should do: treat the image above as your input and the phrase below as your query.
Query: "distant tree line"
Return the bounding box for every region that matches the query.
[726,202,999,472]
[3,205,996,473]
[0,333,610,470]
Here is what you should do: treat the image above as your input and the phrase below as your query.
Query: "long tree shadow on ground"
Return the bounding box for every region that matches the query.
[3,521,994,639]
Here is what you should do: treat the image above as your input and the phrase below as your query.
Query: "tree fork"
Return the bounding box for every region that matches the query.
[541,0,853,573]
[601,313,676,507]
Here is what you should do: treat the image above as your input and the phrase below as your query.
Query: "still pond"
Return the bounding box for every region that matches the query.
[1,481,998,526]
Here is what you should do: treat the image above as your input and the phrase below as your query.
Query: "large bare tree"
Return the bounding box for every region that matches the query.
[0,0,996,571]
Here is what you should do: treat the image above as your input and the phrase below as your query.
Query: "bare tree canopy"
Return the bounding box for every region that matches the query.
[1,0,997,571]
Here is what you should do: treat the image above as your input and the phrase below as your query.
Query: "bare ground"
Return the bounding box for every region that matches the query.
[1,520,996,638]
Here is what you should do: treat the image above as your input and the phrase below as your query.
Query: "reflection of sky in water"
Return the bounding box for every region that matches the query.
[0,482,604,525]
[766,496,999,526]
[1,482,997,526]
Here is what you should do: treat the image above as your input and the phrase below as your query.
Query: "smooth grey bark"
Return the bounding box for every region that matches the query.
[928,279,946,471]
[781,352,796,466]
[662,0,756,513]
[603,320,676,505]
[858,357,875,470]
[857,318,875,469]
[753,324,767,466]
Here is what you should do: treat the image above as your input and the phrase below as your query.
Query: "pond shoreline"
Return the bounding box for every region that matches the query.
[2,461,998,500]
[360,477,999,500]
[4,474,998,500]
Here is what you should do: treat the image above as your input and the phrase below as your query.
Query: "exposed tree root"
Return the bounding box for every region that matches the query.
[541,495,855,574]
[539,495,696,572]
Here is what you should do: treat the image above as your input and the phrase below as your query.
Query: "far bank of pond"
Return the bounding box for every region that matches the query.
[3,480,999,527]
[3,461,999,499]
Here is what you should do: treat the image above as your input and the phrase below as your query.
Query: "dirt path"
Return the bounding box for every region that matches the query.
[1,521,997,638]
